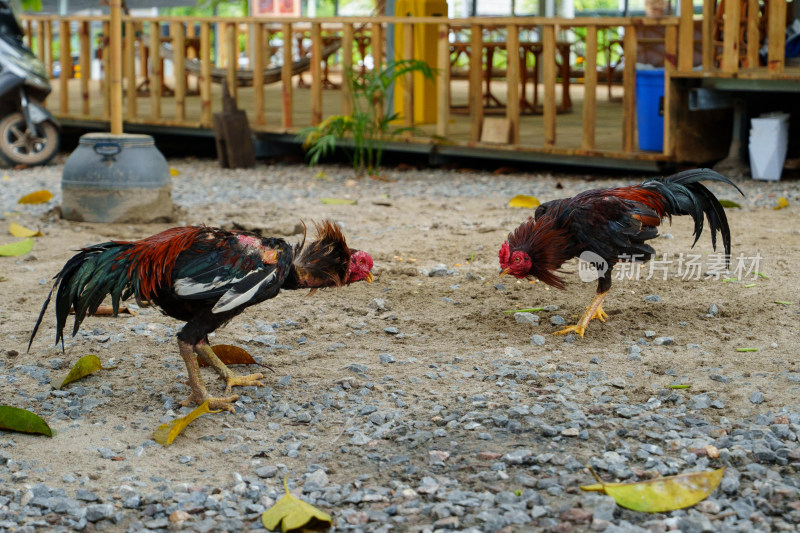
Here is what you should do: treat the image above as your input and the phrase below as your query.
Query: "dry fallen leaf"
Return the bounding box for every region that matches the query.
[51,354,114,390]
[0,238,34,257]
[774,196,789,210]
[0,405,53,437]
[69,304,136,316]
[261,477,332,532]
[9,222,42,238]
[153,401,221,447]
[199,344,268,368]
[580,466,725,513]
[17,190,53,204]
[508,194,541,209]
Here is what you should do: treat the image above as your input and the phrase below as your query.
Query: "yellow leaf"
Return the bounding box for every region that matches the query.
[51,354,113,390]
[262,477,332,532]
[17,190,53,204]
[153,401,221,447]
[314,170,331,180]
[321,197,356,205]
[0,405,53,437]
[0,238,34,257]
[170,168,180,176]
[774,197,789,210]
[2,173,9,181]
[9,222,42,238]
[508,194,541,209]
[580,467,725,513]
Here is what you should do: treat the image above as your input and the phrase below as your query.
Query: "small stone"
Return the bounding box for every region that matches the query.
[749,391,765,404]
[654,337,673,346]
[384,327,399,335]
[428,450,450,464]
[710,373,731,383]
[256,466,278,478]
[550,315,566,326]
[644,330,656,338]
[708,304,718,316]
[561,427,580,437]
[433,516,459,530]
[277,375,291,387]
[514,312,539,325]
[644,294,661,302]
[504,347,522,358]
[85,503,114,522]
[560,507,593,524]
[609,378,626,389]
[530,334,546,346]
[169,510,191,523]
[379,353,395,364]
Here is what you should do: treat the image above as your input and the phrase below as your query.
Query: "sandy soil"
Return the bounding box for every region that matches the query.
[1,163,799,530]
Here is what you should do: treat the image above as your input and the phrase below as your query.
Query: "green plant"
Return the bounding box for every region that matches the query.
[300,59,435,178]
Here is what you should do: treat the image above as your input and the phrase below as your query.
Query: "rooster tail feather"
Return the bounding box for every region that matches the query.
[645,169,742,264]
[28,243,136,351]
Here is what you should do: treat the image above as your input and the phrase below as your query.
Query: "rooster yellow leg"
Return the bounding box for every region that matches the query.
[177,340,239,413]
[194,342,266,395]
[553,291,610,337]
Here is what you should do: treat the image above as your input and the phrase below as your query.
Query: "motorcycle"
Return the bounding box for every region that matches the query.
[0,0,59,166]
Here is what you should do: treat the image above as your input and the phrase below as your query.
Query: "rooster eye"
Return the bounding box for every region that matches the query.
[514,257,520,263]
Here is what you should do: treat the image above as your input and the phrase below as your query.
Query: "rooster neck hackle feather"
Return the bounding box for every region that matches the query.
[291,220,351,288]
[506,215,573,289]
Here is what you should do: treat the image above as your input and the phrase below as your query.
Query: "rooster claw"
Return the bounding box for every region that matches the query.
[180,392,240,414]
[553,324,585,337]
[223,373,265,395]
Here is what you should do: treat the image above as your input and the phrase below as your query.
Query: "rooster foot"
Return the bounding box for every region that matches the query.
[180,391,240,414]
[223,373,265,395]
[589,305,608,323]
[553,324,585,337]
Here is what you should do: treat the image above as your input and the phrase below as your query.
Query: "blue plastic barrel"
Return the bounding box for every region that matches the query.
[635,69,665,151]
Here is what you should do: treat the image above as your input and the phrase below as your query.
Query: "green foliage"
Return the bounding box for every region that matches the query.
[300,59,435,177]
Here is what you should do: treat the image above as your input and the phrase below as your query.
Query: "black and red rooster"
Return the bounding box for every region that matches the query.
[499,169,743,336]
[29,221,373,412]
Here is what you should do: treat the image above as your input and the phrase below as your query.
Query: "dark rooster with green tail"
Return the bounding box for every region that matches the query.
[29,221,373,412]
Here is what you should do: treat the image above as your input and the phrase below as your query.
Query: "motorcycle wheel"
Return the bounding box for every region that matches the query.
[0,112,60,166]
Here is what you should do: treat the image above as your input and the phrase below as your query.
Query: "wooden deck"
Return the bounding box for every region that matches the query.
[49,74,635,155]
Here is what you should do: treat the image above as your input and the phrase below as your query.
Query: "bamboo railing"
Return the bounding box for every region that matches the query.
[18,8,796,161]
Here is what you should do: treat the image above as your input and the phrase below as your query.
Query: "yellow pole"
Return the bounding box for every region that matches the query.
[109,0,123,134]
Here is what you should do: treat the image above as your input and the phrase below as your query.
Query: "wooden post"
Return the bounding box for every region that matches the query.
[109,2,123,134]
[371,22,384,122]
[663,25,677,157]
[702,0,715,69]
[678,0,693,71]
[25,19,32,48]
[45,21,53,79]
[186,22,197,60]
[200,22,212,125]
[102,20,111,119]
[436,22,450,138]
[226,22,238,101]
[622,25,637,152]
[403,22,414,130]
[767,0,786,73]
[79,20,90,116]
[505,23,520,145]
[37,20,46,63]
[372,22,384,72]
[282,22,293,129]
[581,25,597,151]
[721,0,741,73]
[310,22,323,126]
[252,22,265,126]
[124,20,136,119]
[469,23,483,142]
[542,25,556,147]
[342,23,354,116]
[150,21,162,120]
[59,19,71,115]
[172,22,186,122]
[746,0,759,68]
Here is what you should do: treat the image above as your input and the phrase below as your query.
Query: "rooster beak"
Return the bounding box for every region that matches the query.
[499,268,510,277]
[365,271,373,283]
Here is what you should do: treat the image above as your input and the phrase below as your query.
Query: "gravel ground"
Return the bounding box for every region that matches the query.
[1,154,799,533]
